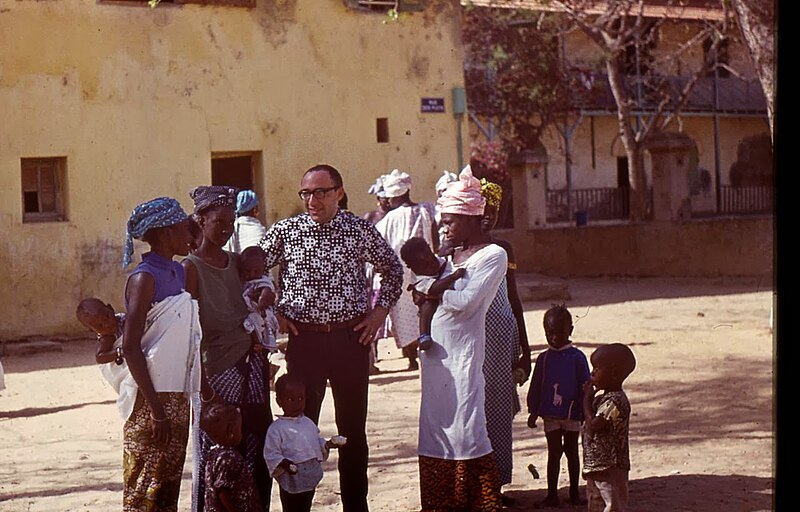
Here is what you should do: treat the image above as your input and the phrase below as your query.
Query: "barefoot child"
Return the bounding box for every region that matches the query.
[239,246,279,354]
[76,298,125,365]
[201,402,262,511]
[264,374,347,512]
[526,304,590,508]
[399,236,466,351]
[582,343,636,512]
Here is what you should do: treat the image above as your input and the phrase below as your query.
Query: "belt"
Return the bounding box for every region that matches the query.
[293,314,366,333]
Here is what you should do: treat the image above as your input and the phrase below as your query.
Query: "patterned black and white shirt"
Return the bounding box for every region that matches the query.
[259,210,403,324]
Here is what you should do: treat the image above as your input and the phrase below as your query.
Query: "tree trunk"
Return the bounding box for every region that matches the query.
[731,0,775,140]
[606,57,649,221]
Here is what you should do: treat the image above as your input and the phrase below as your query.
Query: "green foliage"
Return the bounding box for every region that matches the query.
[463,7,586,152]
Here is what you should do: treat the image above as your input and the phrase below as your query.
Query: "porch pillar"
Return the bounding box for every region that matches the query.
[509,145,548,230]
[646,131,697,222]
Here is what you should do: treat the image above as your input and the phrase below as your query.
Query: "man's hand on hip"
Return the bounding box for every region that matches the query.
[353,306,389,345]
[276,313,299,336]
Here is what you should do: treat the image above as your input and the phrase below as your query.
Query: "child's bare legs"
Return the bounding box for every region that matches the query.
[417,300,437,351]
[541,429,583,507]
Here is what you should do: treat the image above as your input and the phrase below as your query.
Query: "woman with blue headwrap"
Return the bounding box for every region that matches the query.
[183,185,273,511]
[223,189,268,254]
[120,197,198,511]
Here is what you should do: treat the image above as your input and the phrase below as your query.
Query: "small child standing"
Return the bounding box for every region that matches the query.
[239,246,279,354]
[201,402,262,512]
[76,298,126,365]
[582,343,636,512]
[526,304,590,508]
[264,374,346,512]
[399,237,466,350]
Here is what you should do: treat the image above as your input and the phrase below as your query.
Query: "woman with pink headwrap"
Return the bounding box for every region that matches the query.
[416,166,507,511]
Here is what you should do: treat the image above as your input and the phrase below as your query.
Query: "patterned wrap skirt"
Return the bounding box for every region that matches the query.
[192,349,271,512]
[418,453,502,511]
[123,391,190,512]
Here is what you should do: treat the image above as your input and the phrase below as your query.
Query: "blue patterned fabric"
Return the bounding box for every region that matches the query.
[235,190,259,216]
[123,197,188,268]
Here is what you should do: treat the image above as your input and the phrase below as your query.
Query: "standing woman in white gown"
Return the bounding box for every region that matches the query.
[417,166,508,511]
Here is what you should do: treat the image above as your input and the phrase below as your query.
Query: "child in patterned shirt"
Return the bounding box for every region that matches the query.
[202,402,262,512]
[582,343,636,512]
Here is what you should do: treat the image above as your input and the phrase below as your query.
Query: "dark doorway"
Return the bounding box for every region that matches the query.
[617,156,630,218]
[211,155,253,190]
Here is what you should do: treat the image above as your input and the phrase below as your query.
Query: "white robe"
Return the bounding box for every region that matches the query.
[418,244,508,460]
[106,291,202,420]
[375,203,435,348]
[223,216,268,253]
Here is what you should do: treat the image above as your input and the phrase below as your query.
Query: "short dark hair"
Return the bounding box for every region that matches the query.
[304,164,343,188]
[241,245,266,263]
[199,402,238,433]
[274,374,305,398]
[400,237,433,266]
[544,303,572,329]
[605,343,636,378]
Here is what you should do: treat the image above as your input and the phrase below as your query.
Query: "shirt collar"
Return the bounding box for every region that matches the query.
[550,341,574,352]
[142,251,174,269]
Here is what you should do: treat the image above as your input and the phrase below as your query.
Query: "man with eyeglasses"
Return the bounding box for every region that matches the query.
[258,164,403,512]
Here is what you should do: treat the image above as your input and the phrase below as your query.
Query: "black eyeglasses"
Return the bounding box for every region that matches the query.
[298,186,340,200]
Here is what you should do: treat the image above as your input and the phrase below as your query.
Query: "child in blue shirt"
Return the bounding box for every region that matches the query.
[527,304,590,507]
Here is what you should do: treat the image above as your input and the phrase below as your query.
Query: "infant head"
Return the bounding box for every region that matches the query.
[76,298,117,336]
[239,246,266,282]
[400,237,440,276]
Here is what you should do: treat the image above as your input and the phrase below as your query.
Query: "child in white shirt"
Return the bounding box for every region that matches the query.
[263,374,346,512]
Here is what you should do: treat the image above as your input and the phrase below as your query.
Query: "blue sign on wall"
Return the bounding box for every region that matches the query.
[421,98,446,113]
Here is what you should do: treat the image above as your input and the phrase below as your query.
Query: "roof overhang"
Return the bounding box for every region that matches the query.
[461,1,726,21]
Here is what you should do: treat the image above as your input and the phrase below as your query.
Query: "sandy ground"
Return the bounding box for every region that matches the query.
[0,276,775,512]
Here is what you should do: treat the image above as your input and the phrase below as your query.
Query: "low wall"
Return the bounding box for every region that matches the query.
[501,216,774,278]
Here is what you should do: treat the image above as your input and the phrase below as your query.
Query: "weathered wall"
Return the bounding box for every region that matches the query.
[501,216,773,277]
[541,116,769,192]
[0,0,466,338]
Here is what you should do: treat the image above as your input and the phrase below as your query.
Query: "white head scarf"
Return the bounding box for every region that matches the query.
[381,169,412,198]
[435,170,458,195]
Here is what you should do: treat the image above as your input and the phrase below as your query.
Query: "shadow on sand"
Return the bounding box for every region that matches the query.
[504,473,773,511]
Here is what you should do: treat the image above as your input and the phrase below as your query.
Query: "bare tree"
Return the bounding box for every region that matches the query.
[730,0,775,140]
[550,0,732,220]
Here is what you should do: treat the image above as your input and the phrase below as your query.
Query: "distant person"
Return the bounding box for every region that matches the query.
[582,343,636,512]
[434,170,457,256]
[526,304,590,508]
[399,237,465,351]
[363,175,391,225]
[375,169,436,371]
[224,189,268,253]
[264,374,347,512]
[238,246,279,354]
[201,402,262,512]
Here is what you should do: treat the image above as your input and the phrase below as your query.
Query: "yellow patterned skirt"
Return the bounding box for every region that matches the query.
[123,391,189,512]
[418,452,502,511]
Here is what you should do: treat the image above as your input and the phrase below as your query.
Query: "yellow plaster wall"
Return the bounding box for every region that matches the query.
[0,0,467,338]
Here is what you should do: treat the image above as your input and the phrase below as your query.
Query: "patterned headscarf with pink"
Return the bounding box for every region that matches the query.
[436,165,486,216]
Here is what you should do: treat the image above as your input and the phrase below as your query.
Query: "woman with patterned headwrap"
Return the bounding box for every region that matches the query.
[121,197,197,511]
[417,166,507,511]
[479,178,532,503]
[181,186,272,511]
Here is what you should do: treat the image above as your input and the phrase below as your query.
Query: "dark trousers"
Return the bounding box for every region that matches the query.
[286,327,371,512]
[279,487,315,512]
